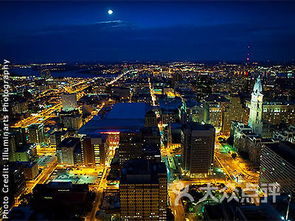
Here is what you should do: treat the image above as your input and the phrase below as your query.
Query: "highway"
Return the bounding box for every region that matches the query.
[12,103,62,128]
[106,69,134,86]
[64,80,91,93]
[148,77,157,106]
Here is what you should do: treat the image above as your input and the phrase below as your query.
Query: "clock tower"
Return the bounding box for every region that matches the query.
[248,76,263,135]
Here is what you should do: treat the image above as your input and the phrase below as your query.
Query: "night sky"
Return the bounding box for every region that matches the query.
[1,1,295,64]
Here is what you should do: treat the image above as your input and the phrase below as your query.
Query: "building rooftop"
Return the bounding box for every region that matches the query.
[106,102,151,120]
[34,182,89,192]
[159,97,182,110]
[186,122,215,131]
[16,143,35,153]
[239,204,281,221]
[58,137,80,148]
[121,159,166,184]
[185,99,202,108]
[265,141,295,166]
[79,103,151,134]
[205,94,229,103]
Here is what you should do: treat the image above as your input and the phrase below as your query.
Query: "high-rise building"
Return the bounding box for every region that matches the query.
[16,161,39,180]
[262,101,295,126]
[159,97,183,125]
[183,123,215,174]
[120,159,167,221]
[260,141,295,193]
[185,99,209,124]
[61,93,78,111]
[9,127,27,161]
[273,125,295,143]
[144,110,158,127]
[9,127,27,148]
[231,122,278,166]
[223,95,248,134]
[204,94,229,132]
[248,76,263,135]
[141,127,161,148]
[81,135,107,167]
[119,131,143,165]
[59,110,83,131]
[12,144,37,162]
[28,182,93,220]
[49,130,68,147]
[56,137,81,165]
[27,123,45,144]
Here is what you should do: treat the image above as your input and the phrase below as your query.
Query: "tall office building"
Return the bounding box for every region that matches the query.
[59,110,83,131]
[49,130,68,147]
[81,135,107,167]
[12,144,37,162]
[144,110,158,127]
[9,127,27,148]
[27,123,45,144]
[56,137,81,165]
[262,101,295,126]
[260,141,295,193]
[223,95,248,133]
[185,99,209,124]
[183,123,215,174]
[120,159,167,221]
[61,93,78,111]
[119,131,143,165]
[248,76,263,135]
[9,127,27,161]
[204,95,229,132]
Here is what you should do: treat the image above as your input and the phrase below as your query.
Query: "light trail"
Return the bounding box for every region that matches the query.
[106,69,133,86]
[148,77,157,106]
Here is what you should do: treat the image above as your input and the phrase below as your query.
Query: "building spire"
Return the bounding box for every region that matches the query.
[253,75,263,95]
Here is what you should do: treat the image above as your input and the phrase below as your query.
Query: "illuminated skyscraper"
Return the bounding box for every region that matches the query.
[27,123,45,144]
[119,131,142,165]
[183,123,215,174]
[81,135,106,167]
[120,159,167,220]
[59,110,83,131]
[248,76,263,135]
[56,137,81,165]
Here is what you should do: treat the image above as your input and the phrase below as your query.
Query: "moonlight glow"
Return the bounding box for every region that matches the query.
[108,9,113,15]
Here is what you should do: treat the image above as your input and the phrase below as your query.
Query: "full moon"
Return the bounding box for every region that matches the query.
[108,9,113,15]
